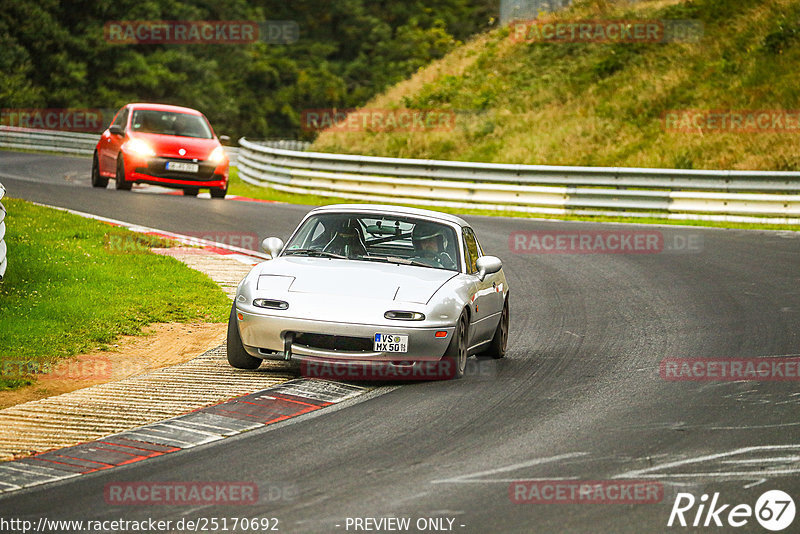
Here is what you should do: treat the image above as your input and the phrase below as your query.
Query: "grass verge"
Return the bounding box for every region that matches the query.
[0,198,231,390]
[311,0,800,172]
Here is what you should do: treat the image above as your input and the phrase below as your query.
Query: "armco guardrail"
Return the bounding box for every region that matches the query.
[0,182,7,281]
[0,126,97,155]
[237,137,800,224]
[0,126,242,165]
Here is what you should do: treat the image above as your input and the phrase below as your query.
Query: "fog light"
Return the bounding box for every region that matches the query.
[237,312,244,321]
[435,331,448,338]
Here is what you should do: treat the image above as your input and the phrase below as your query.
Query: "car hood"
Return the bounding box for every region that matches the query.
[129,132,219,160]
[256,257,458,304]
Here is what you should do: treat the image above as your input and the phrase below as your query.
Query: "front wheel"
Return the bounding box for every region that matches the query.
[210,186,227,199]
[115,157,132,190]
[226,303,262,369]
[442,310,469,379]
[91,152,108,188]
[483,296,509,359]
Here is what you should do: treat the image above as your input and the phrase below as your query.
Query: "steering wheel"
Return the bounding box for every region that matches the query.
[435,252,457,270]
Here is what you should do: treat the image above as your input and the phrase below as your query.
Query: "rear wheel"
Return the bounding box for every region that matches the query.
[183,187,199,196]
[227,303,262,369]
[91,152,108,188]
[484,296,509,359]
[115,157,132,190]
[442,310,469,379]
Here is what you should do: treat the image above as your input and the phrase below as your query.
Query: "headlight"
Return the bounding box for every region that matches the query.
[208,146,226,164]
[123,138,155,158]
[384,310,425,321]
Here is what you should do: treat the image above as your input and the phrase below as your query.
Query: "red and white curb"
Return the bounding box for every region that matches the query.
[0,380,366,493]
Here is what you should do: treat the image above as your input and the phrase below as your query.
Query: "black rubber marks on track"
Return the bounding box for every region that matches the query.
[0,379,365,494]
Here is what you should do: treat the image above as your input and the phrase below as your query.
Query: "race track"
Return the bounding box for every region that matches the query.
[1,151,799,533]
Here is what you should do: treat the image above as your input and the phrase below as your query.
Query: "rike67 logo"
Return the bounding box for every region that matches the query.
[668,490,795,531]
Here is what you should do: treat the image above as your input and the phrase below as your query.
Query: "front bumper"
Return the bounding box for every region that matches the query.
[128,155,228,188]
[236,307,454,364]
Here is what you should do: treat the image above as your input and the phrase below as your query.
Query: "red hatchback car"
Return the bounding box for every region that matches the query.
[92,103,229,197]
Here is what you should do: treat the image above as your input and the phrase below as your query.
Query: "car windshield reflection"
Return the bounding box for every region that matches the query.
[283,213,460,271]
[131,110,213,139]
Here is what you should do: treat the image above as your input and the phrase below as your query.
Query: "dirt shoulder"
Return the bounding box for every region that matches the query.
[0,322,226,410]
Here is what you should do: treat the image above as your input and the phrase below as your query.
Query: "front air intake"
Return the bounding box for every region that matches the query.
[253,298,289,310]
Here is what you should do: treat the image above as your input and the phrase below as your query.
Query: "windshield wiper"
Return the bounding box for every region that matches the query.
[284,249,347,259]
[359,255,432,268]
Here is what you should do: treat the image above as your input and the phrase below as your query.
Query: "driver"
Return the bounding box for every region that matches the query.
[411,222,456,269]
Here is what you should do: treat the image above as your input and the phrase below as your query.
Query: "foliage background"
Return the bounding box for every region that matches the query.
[0,0,498,139]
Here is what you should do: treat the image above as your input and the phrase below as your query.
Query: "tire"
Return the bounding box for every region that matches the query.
[115,156,132,190]
[227,303,262,369]
[442,310,469,379]
[91,152,108,188]
[484,296,509,359]
[210,186,227,199]
[183,187,199,196]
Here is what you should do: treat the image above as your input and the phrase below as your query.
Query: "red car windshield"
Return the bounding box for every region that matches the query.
[130,110,213,139]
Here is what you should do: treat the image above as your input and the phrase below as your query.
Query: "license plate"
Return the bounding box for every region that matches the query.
[166,161,199,173]
[374,333,408,353]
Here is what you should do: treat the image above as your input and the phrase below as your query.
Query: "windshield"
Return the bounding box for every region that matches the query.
[284,213,461,271]
[130,110,213,139]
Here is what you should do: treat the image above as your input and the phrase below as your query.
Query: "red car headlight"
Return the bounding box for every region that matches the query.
[207,146,226,165]
[123,138,156,158]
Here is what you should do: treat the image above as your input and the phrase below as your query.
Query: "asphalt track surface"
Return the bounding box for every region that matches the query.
[1,151,799,533]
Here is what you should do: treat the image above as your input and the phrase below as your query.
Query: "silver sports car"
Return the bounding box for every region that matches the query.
[227,204,509,379]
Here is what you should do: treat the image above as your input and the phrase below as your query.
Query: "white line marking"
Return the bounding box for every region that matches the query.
[630,469,800,478]
[617,445,800,479]
[720,456,800,465]
[433,477,581,484]
[709,422,800,430]
[431,452,588,484]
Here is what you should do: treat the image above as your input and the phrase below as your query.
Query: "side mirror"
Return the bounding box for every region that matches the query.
[476,255,502,281]
[261,237,284,259]
[219,135,231,145]
[109,125,124,136]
